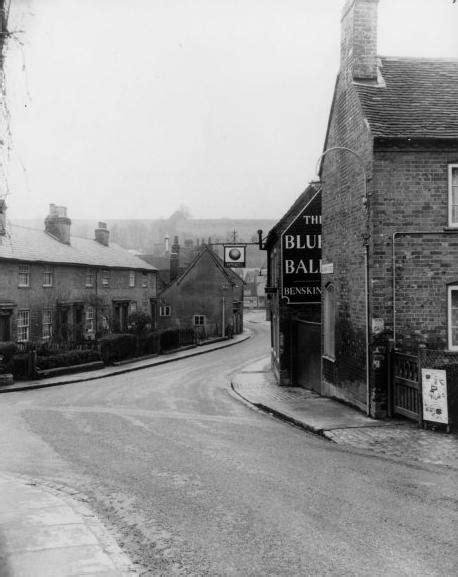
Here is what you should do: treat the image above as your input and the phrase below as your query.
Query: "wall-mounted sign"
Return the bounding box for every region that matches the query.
[280,191,321,304]
[322,262,334,274]
[421,369,449,425]
[372,318,385,335]
[224,245,246,268]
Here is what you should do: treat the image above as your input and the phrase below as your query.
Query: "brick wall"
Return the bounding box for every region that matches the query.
[158,250,244,335]
[0,261,157,341]
[321,70,373,412]
[371,141,458,350]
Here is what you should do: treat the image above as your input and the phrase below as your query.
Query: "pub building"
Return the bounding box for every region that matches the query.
[264,182,322,392]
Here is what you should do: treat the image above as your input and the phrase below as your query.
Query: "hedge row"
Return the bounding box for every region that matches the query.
[36,350,101,371]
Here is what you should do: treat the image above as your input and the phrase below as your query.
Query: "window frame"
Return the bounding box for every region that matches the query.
[18,264,30,288]
[141,273,148,288]
[129,270,136,288]
[448,164,458,227]
[17,309,30,342]
[193,314,205,326]
[85,268,95,288]
[42,308,53,339]
[159,305,171,317]
[101,270,110,287]
[86,306,95,334]
[323,283,336,360]
[43,266,53,287]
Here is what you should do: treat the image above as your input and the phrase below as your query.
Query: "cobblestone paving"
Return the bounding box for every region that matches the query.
[325,427,458,469]
[233,366,458,471]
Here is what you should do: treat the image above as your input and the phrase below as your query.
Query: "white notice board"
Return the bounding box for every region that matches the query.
[421,369,449,424]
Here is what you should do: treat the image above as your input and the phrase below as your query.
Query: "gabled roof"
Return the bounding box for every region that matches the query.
[160,246,244,294]
[0,224,156,270]
[265,182,321,247]
[356,57,458,139]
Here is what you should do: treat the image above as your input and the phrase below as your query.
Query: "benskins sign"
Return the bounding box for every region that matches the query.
[280,191,321,304]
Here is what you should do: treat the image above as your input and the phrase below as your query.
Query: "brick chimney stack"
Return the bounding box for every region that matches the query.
[45,204,72,244]
[170,235,180,281]
[341,0,379,82]
[95,222,110,246]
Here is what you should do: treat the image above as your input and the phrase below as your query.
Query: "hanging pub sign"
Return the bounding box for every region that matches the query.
[224,245,246,268]
[281,190,321,304]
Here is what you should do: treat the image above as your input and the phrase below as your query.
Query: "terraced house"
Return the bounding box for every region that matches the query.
[0,202,157,344]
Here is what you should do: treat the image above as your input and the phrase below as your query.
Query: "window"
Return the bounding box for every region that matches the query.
[42,308,53,339]
[101,270,110,287]
[129,270,136,287]
[43,267,53,287]
[130,301,137,314]
[18,264,30,287]
[86,268,95,287]
[323,284,335,359]
[86,306,95,333]
[17,309,30,342]
[160,305,171,317]
[194,315,205,326]
[448,165,458,227]
[142,273,148,288]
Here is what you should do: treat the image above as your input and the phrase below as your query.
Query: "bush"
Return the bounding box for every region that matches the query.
[128,311,152,335]
[8,353,31,378]
[36,349,101,371]
[99,333,137,364]
[0,342,18,364]
[137,331,160,356]
[159,329,180,351]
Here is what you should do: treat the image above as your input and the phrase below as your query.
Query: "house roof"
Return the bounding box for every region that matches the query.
[160,246,244,294]
[356,56,458,139]
[265,182,321,247]
[0,224,156,270]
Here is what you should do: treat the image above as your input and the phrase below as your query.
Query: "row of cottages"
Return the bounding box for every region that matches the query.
[0,202,157,344]
[156,245,244,338]
[267,0,458,422]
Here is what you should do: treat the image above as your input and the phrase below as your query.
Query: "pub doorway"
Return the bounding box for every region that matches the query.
[292,320,322,393]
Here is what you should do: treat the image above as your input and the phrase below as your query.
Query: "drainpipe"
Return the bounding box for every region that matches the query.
[316,146,371,416]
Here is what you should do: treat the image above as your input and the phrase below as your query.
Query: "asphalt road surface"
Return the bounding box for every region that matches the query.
[0,312,456,576]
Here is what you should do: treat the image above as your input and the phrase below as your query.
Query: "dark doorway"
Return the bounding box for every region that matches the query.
[0,314,10,341]
[293,320,321,393]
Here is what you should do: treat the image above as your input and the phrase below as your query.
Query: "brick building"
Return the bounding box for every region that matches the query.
[320,0,458,417]
[0,203,157,343]
[265,182,321,391]
[157,246,244,338]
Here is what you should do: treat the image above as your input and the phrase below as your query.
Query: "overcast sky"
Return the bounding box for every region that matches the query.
[3,0,458,221]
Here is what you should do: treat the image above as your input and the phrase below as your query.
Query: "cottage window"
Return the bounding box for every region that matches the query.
[43,267,53,287]
[194,315,205,326]
[17,309,30,342]
[448,165,458,227]
[86,268,95,287]
[130,301,137,314]
[142,273,148,288]
[323,284,335,359]
[42,308,53,339]
[129,270,136,287]
[160,305,171,317]
[447,286,458,350]
[101,270,110,287]
[18,264,30,287]
[86,306,95,333]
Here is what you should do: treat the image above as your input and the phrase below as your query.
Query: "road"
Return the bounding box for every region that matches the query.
[0,311,456,576]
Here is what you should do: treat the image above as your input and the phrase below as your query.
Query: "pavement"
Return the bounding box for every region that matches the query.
[231,356,458,471]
